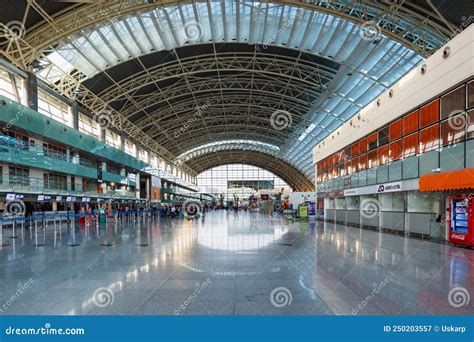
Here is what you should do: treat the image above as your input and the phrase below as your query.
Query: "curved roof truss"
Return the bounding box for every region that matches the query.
[2,0,455,184]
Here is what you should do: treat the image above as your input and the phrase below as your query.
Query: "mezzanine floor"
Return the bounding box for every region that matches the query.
[0,210,472,315]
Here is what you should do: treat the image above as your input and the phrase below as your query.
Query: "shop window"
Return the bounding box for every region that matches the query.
[403,110,418,135]
[407,191,438,213]
[379,192,404,212]
[377,145,389,165]
[351,143,359,157]
[378,126,389,146]
[441,115,466,146]
[419,124,440,153]
[359,137,367,154]
[368,150,378,168]
[403,133,418,158]
[389,119,403,141]
[358,154,367,171]
[389,140,402,161]
[441,85,466,119]
[367,133,378,151]
[346,196,360,210]
[420,99,439,128]
[468,81,474,109]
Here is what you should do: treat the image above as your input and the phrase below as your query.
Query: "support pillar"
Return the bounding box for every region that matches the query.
[72,102,79,130]
[25,72,38,111]
[135,173,140,199]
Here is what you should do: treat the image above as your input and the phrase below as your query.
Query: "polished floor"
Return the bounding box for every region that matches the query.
[0,210,472,315]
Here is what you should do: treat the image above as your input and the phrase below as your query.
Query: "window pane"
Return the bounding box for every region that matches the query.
[389,140,402,161]
[467,109,474,139]
[468,81,474,109]
[419,124,440,152]
[378,145,389,165]
[441,85,466,119]
[359,137,367,154]
[378,126,389,146]
[367,133,378,151]
[403,133,418,158]
[441,115,466,146]
[368,150,378,168]
[358,154,367,171]
[389,119,402,141]
[420,99,439,128]
[403,110,418,135]
[351,143,359,157]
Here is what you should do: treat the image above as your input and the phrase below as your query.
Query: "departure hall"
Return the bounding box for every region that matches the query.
[0,0,473,320]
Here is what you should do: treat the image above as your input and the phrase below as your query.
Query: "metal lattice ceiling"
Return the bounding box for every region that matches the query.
[1,0,470,189]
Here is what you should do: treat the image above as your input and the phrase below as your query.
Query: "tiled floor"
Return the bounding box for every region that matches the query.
[0,210,472,315]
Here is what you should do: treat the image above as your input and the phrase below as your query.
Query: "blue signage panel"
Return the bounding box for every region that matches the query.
[0,316,472,342]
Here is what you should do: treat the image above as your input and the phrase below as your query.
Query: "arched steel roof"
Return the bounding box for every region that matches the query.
[184,150,314,191]
[1,0,470,188]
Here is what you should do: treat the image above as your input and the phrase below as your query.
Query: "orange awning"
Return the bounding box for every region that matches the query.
[419,168,474,192]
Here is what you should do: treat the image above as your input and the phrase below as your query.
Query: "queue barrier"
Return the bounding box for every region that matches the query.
[0,209,154,247]
[0,209,153,223]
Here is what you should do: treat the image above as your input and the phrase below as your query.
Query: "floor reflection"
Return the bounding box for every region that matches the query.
[0,210,472,315]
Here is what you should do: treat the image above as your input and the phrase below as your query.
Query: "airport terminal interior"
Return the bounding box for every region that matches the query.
[0,0,473,316]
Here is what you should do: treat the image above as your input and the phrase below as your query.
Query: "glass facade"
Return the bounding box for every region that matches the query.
[197,164,290,201]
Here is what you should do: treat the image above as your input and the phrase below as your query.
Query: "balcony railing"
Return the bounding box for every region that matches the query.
[0,174,136,199]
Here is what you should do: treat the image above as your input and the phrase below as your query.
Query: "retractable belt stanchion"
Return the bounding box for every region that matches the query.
[68,213,80,247]
[33,219,44,247]
[10,218,18,239]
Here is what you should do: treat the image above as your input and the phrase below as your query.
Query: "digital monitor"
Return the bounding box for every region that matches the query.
[37,195,45,201]
[56,196,62,201]
[6,193,15,200]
